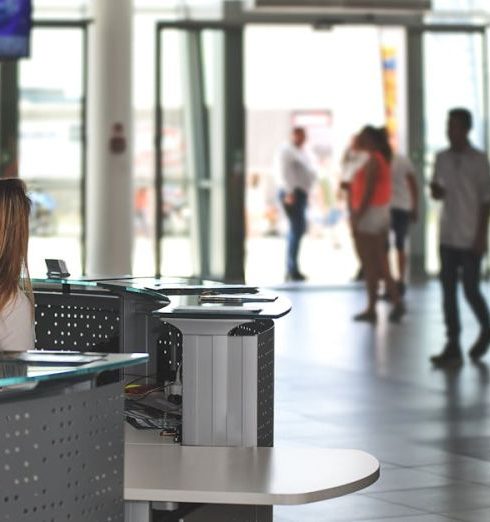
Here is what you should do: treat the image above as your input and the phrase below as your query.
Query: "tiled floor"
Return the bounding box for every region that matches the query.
[272,281,490,521]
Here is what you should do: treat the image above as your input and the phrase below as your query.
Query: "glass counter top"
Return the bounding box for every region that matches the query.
[32,277,170,302]
[33,276,258,297]
[98,278,258,296]
[0,351,148,388]
[32,276,99,287]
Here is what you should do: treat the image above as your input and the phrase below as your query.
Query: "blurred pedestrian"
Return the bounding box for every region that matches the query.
[350,126,404,323]
[389,153,419,295]
[430,108,490,367]
[277,127,317,281]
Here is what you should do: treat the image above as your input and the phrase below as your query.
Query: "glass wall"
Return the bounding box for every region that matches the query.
[157,29,194,277]
[132,11,157,276]
[154,28,224,278]
[19,27,85,277]
[132,3,226,277]
[23,1,490,281]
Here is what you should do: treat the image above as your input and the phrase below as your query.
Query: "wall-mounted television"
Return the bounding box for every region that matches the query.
[0,0,32,59]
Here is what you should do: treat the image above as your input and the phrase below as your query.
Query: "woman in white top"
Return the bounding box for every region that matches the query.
[0,178,34,351]
[389,154,418,294]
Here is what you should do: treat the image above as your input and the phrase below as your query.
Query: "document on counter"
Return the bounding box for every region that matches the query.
[0,351,106,366]
[199,293,277,304]
[173,304,262,315]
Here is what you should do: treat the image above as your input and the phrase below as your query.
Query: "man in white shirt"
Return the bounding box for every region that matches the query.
[277,127,316,281]
[430,108,490,367]
[390,154,419,294]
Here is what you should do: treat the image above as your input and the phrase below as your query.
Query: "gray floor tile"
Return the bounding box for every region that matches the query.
[418,458,490,485]
[363,467,460,493]
[273,494,424,521]
[360,514,464,522]
[442,507,490,521]
[366,483,490,513]
[427,436,490,462]
[357,445,457,468]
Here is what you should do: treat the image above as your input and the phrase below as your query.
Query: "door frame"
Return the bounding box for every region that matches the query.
[155,21,245,280]
[407,23,489,278]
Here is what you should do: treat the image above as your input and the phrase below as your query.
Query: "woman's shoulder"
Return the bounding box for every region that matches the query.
[1,290,31,319]
[0,290,34,352]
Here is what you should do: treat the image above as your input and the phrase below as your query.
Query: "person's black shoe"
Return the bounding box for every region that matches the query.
[430,343,463,368]
[389,302,406,323]
[286,271,306,282]
[353,310,377,324]
[469,329,490,361]
[397,280,406,297]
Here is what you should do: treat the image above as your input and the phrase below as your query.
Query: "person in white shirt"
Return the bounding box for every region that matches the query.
[277,127,316,281]
[389,154,419,294]
[430,108,490,367]
[0,178,34,352]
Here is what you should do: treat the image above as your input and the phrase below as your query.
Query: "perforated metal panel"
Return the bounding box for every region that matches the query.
[230,320,275,447]
[34,292,120,352]
[257,323,274,447]
[229,320,273,338]
[0,382,124,522]
[157,322,183,383]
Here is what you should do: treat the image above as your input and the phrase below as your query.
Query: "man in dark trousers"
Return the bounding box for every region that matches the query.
[430,108,490,367]
[277,127,316,281]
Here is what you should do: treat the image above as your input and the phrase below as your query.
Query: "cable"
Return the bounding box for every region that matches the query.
[124,373,158,386]
[125,383,173,401]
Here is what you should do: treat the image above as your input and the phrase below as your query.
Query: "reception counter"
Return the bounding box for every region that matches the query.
[32,277,292,448]
[29,277,380,522]
[0,351,148,522]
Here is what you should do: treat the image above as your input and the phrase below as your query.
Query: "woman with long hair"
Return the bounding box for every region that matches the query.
[0,178,34,350]
[350,126,404,323]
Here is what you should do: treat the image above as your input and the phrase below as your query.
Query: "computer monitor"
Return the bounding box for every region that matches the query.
[0,0,32,60]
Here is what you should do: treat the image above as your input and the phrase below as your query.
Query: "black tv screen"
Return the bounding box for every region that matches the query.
[0,0,31,59]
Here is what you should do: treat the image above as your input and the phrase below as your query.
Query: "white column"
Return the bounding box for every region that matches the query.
[87,0,133,276]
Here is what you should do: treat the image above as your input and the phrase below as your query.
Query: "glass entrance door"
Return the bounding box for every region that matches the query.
[19,24,87,277]
[244,24,406,285]
[156,26,226,278]
[422,28,488,273]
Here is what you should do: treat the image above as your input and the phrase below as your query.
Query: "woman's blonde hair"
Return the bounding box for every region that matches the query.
[0,178,32,312]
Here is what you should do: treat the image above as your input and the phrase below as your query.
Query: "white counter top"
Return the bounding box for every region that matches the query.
[124,443,379,505]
